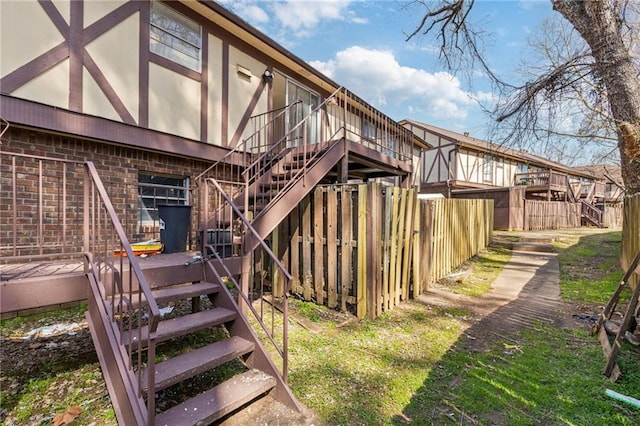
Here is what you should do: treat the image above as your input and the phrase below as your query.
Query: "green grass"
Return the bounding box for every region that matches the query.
[449,246,512,297]
[2,229,638,425]
[553,230,626,304]
[402,324,639,425]
[282,229,638,424]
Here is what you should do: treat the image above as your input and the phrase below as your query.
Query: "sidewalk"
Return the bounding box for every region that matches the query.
[419,236,571,351]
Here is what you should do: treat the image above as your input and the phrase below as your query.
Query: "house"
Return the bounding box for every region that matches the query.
[0,1,419,424]
[401,119,609,230]
[573,164,625,227]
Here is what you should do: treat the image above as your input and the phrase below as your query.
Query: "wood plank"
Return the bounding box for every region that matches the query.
[598,326,621,381]
[122,308,236,349]
[141,336,254,393]
[412,195,421,298]
[394,188,407,306]
[422,200,433,290]
[366,182,380,318]
[401,188,415,301]
[313,188,325,305]
[341,187,353,312]
[278,219,290,297]
[289,205,300,294]
[154,369,275,425]
[301,196,312,300]
[357,184,368,318]
[388,187,400,307]
[382,188,392,311]
[326,188,338,308]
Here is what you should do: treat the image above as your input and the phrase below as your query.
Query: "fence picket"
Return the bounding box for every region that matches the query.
[313,188,324,304]
[272,185,493,318]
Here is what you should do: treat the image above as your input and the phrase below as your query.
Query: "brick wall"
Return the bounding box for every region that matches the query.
[1,127,216,256]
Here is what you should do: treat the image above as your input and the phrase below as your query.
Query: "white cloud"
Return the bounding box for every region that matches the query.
[310,46,476,120]
[235,3,270,24]
[271,0,363,36]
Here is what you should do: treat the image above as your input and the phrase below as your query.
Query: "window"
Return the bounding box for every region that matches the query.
[150,1,202,72]
[517,163,528,174]
[138,173,189,225]
[362,119,376,141]
[483,155,493,182]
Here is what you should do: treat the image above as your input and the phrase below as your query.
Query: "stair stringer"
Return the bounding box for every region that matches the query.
[202,261,303,413]
[243,138,346,252]
[85,273,148,426]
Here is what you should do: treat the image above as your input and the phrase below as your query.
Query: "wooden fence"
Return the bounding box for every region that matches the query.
[622,194,640,290]
[524,200,581,231]
[269,184,493,319]
[428,198,494,282]
[603,203,624,228]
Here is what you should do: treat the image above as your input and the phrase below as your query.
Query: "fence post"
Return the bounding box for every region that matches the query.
[366,182,381,319]
[313,188,324,305]
[357,184,368,318]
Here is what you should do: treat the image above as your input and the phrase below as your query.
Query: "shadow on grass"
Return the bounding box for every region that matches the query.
[394,230,639,425]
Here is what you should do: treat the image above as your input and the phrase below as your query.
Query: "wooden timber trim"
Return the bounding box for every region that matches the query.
[69,1,84,111]
[221,41,229,146]
[0,43,69,93]
[0,95,241,165]
[200,32,209,143]
[83,51,137,125]
[228,78,267,148]
[139,1,150,127]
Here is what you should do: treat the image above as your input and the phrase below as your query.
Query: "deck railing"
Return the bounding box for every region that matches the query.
[1,151,159,423]
[581,199,604,226]
[514,170,567,188]
[83,161,160,424]
[1,152,87,261]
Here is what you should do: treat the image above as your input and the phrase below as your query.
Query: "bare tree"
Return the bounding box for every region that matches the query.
[405,0,640,194]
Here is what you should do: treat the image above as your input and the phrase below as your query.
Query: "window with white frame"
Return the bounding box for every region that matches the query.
[150,1,202,72]
[138,173,189,225]
[483,155,493,182]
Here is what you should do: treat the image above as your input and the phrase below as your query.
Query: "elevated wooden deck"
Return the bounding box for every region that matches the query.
[0,252,240,315]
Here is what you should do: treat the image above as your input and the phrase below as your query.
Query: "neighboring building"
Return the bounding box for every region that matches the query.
[573,164,625,227]
[401,119,610,229]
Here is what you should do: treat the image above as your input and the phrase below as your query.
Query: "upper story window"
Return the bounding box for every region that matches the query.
[363,119,377,141]
[150,2,202,72]
[517,163,528,174]
[483,155,493,182]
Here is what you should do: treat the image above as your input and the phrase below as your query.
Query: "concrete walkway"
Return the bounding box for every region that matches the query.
[419,236,571,350]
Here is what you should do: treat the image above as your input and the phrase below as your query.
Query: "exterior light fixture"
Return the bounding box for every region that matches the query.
[262,69,274,83]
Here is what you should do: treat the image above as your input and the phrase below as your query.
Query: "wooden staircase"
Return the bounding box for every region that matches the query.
[80,160,300,425]
[86,255,301,425]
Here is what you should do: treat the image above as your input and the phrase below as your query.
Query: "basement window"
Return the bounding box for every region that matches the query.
[138,173,189,225]
[150,1,202,72]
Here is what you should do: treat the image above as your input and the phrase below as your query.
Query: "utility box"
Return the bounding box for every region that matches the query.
[158,204,192,254]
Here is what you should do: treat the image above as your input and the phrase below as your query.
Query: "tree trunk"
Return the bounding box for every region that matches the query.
[553,0,640,195]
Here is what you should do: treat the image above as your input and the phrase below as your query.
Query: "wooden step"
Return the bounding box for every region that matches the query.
[114,282,220,311]
[141,336,255,393]
[154,369,276,426]
[123,307,236,349]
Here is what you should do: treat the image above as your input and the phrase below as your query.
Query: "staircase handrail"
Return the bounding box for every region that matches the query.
[193,100,303,183]
[205,177,292,379]
[84,161,160,424]
[566,175,577,202]
[242,86,345,181]
[581,199,603,225]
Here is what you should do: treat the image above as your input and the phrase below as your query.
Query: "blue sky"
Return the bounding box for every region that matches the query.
[220,0,556,140]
